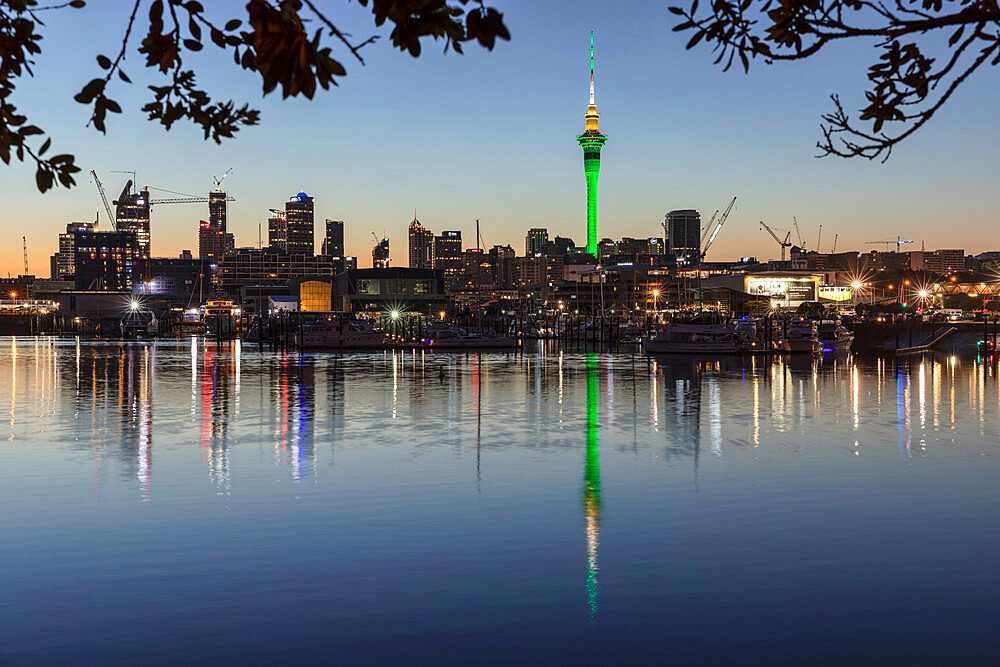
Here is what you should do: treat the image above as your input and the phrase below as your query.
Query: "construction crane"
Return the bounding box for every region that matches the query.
[108,169,137,182]
[22,236,28,275]
[371,231,380,244]
[144,186,234,206]
[831,234,838,254]
[816,225,823,253]
[701,208,720,246]
[760,221,793,261]
[213,168,233,191]
[793,216,805,249]
[866,236,913,252]
[90,170,115,229]
[700,196,736,260]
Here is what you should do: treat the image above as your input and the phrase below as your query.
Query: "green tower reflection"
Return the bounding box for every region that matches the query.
[584,353,602,620]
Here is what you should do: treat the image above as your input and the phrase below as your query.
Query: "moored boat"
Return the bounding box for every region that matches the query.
[641,323,750,354]
[297,317,386,349]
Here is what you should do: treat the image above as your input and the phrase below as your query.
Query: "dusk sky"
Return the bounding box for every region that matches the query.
[2,0,998,276]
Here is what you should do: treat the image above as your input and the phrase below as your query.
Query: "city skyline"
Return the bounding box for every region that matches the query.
[1,0,998,276]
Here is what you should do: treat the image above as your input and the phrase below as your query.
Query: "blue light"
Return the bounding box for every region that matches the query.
[296,191,309,201]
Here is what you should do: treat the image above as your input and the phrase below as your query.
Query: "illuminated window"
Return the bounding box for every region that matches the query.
[299,280,331,311]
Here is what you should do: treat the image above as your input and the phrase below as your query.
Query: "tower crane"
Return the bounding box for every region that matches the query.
[213,168,233,191]
[371,231,380,244]
[22,236,28,276]
[142,186,234,206]
[831,234,838,254]
[866,236,912,252]
[700,196,736,260]
[760,221,793,261]
[793,216,805,249]
[816,225,823,253]
[90,170,115,229]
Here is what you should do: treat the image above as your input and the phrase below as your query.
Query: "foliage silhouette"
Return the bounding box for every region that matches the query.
[668,0,1000,161]
[0,0,509,191]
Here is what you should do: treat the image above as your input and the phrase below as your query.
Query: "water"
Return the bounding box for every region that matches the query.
[2,337,1000,664]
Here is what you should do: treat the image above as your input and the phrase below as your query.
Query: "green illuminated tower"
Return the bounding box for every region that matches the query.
[577,30,607,258]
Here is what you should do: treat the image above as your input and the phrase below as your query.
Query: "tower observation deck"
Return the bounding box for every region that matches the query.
[577,30,607,258]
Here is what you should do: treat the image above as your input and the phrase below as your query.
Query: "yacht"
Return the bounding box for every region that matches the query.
[641,323,750,354]
[785,319,822,354]
[817,318,853,352]
[297,317,386,349]
[422,327,517,349]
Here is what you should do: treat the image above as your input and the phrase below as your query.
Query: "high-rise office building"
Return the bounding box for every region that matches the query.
[268,209,287,250]
[576,31,608,257]
[433,231,462,289]
[322,220,345,258]
[373,237,390,269]
[208,190,228,233]
[73,230,141,290]
[408,217,434,269]
[284,192,315,255]
[526,228,548,256]
[55,221,95,279]
[115,180,151,258]
[666,209,701,263]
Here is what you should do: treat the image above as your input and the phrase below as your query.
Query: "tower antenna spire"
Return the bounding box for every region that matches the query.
[589,29,595,106]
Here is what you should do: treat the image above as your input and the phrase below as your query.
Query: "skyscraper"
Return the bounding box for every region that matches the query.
[115,180,151,258]
[373,237,390,269]
[55,221,95,279]
[666,210,701,263]
[322,220,345,258]
[267,209,287,250]
[526,228,548,256]
[209,190,228,232]
[408,217,433,268]
[576,31,607,258]
[284,192,314,255]
[433,231,463,288]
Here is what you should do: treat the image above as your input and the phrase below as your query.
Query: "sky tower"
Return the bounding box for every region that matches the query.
[577,30,607,258]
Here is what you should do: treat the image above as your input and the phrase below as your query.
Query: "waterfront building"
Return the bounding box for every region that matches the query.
[115,181,152,258]
[216,247,335,293]
[373,237,390,269]
[666,209,701,264]
[576,31,608,257]
[334,267,446,314]
[408,217,434,269]
[73,230,141,290]
[140,258,213,304]
[284,192,315,255]
[525,228,548,257]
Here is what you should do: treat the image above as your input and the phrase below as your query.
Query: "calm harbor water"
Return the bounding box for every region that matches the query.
[2,337,1000,663]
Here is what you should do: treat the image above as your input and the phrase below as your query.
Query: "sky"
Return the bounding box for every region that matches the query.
[2,0,999,276]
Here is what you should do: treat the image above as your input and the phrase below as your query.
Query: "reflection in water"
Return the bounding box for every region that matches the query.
[584,353,601,621]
